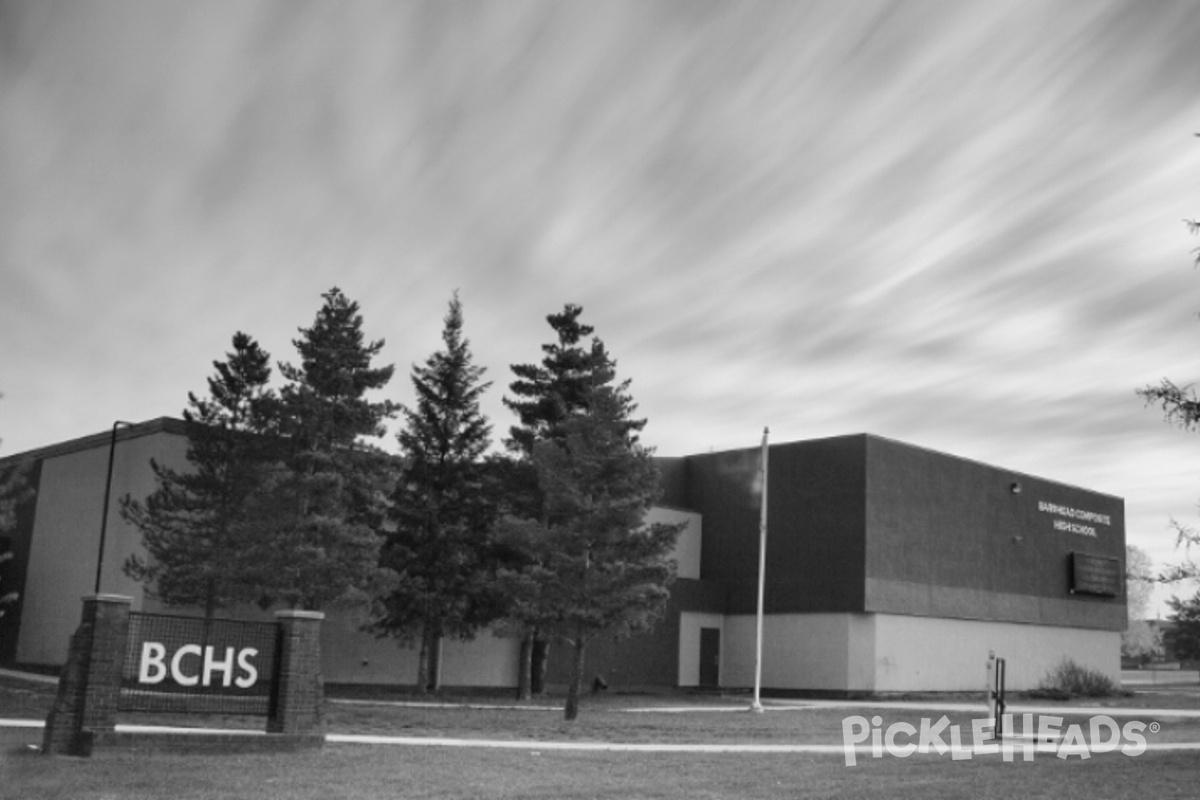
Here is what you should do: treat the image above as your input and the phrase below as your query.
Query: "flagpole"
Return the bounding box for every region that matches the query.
[751,426,769,713]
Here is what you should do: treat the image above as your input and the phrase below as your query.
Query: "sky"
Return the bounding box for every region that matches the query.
[1,1,1199,613]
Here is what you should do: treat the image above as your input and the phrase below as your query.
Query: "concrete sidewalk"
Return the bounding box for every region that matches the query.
[1121,669,1200,687]
[0,668,57,685]
[5,717,1200,756]
[7,665,1200,719]
[764,697,1200,718]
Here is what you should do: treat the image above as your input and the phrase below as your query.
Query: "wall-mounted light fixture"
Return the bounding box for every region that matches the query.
[1010,482,1022,494]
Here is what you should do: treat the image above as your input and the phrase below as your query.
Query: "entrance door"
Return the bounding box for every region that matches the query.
[699,627,720,687]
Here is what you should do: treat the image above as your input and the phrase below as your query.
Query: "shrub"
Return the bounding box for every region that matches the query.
[1033,658,1120,699]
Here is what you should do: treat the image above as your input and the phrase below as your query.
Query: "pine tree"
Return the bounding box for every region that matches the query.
[279,287,398,452]
[1139,187,1200,580]
[499,307,678,716]
[498,384,683,720]
[0,398,33,623]
[504,304,644,454]
[121,332,277,615]
[501,304,648,696]
[258,287,399,610]
[375,294,500,691]
[0,394,34,537]
[0,543,14,619]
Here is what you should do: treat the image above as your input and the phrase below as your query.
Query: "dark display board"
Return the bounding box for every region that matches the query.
[1071,552,1122,597]
[120,612,278,715]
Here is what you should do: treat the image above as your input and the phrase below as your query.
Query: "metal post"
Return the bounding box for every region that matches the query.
[988,655,1007,741]
[995,657,1007,738]
[95,421,133,594]
[751,427,769,713]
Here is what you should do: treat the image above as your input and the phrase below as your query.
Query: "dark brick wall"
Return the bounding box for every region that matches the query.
[759,437,869,614]
[679,436,869,615]
[267,611,325,736]
[43,595,130,755]
[654,456,689,508]
[677,445,770,611]
[669,434,1125,628]
[862,436,1126,630]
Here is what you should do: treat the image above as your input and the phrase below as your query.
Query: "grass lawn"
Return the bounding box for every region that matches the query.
[4,677,1200,799]
[6,733,1200,800]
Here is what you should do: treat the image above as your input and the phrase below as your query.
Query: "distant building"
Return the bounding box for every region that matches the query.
[0,419,1125,693]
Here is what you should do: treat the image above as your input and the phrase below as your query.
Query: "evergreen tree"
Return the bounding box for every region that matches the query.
[0,397,31,622]
[499,309,680,717]
[279,287,398,451]
[258,287,399,610]
[0,395,34,536]
[375,294,500,691]
[1139,187,1200,579]
[504,304,644,454]
[497,384,682,720]
[0,543,14,619]
[500,304,647,696]
[0,462,31,539]
[121,333,277,615]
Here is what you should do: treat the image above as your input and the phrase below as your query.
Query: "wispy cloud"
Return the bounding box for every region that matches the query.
[2,0,1199,595]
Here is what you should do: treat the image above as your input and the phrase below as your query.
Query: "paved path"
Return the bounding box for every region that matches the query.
[5,718,1200,756]
[329,695,1200,718]
[1121,670,1200,686]
[764,698,1200,718]
[7,667,1200,756]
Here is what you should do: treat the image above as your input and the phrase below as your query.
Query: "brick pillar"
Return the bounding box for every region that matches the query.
[267,610,324,739]
[42,594,132,756]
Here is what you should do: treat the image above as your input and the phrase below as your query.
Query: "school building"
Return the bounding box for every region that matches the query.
[0,418,1125,693]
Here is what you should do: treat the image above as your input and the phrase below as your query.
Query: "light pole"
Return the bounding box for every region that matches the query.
[94,420,134,594]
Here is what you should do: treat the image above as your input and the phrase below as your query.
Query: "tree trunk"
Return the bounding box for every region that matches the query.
[531,637,549,694]
[416,625,431,694]
[516,632,532,700]
[204,578,216,620]
[564,632,587,721]
[428,632,443,692]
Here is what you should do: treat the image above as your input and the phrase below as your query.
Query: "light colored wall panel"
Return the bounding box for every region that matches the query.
[712,612,1117,693]
[321,613,520,687]
[677,611,724,686]
[439,633,520,687]
[870,613,1121,692]
[17,431,188,664]
[845,614,876,692]
[722,613,858,691]
[720,615,757,688]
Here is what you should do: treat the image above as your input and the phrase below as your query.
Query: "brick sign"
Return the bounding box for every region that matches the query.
[43,597,324,756]
[120,612,278,715]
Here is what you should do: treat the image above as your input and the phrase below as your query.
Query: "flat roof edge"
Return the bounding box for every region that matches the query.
[661,433,1123,503]
[0,417,190,465]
